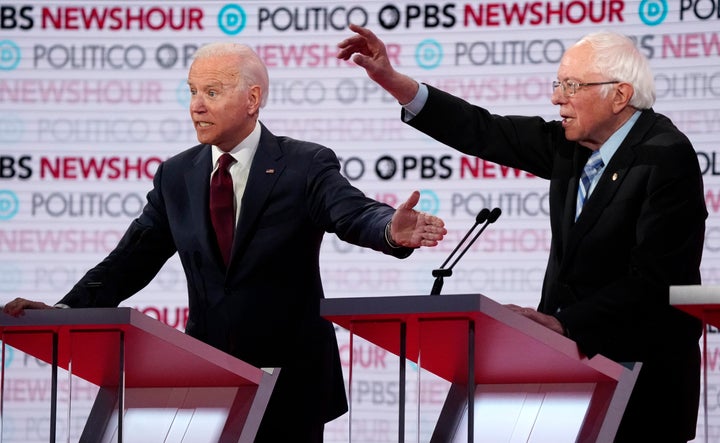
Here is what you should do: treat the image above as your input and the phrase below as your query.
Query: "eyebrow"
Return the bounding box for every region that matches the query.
[187,80,226,89]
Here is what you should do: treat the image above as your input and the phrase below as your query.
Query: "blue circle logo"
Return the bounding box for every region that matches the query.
[218,4,247,35]
[418,189,440,215]
[639,0,668,26]
[0,190,20,221]
[0,40,21,71]
[415,40,443,70]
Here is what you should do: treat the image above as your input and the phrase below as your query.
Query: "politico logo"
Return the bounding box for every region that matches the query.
[256,5,369,32]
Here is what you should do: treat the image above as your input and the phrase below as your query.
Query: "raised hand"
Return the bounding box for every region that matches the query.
[337,24,419,104]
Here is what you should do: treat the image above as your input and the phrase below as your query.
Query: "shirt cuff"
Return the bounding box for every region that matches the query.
[402,83,429,121]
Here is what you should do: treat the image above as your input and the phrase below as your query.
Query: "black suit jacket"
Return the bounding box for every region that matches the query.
[58,123,413,425]
[405,85,707,441]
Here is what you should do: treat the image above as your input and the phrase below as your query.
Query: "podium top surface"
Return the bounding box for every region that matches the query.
[0,307,265,389]
[670,285,720,326]
[322,294,628,385]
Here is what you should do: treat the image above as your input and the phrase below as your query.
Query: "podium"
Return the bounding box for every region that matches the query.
[322,294,640,443]
[0,307,279,443]
[669,284,720,443]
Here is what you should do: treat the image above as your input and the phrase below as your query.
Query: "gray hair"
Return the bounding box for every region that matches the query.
[193,42,269,108]
[574,32,655,109]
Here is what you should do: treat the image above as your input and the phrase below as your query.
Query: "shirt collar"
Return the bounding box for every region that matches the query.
[211,121,261,168]
[598,110,641,164]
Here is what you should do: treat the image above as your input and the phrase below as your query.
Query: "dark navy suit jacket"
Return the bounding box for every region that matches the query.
[58,123,413,425]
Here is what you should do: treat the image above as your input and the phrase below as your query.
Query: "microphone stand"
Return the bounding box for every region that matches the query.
[430,208,502,295]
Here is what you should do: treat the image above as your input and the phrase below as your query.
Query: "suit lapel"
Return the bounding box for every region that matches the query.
[185,146,219,266]
[228,124,286,268]
[562,111,651,264]
[559,147,590,253]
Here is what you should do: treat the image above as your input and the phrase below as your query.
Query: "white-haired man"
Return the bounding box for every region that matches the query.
[338,26,706,442]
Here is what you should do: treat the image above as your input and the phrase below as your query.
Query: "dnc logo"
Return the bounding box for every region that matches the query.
[218,4,247,35]
[639,0,668,25]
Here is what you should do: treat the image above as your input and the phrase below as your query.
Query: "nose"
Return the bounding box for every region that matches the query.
[190,94,205,113]
[551,87,566,105]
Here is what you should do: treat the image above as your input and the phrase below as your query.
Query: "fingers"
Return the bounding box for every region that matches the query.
[337,35,367,60]
[418,214,447,246]
[505,304,534,315]
[504,306,562,334]
[2,298,52,317]
[424,212,445,228]
[348,23,379,41]
[337,23,378,61]
[336,39,361,60]
[2,297,28,317]
[389,193,446,248]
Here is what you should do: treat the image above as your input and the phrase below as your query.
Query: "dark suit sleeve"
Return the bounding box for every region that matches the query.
[405,84,561,180]
[57,162,178,307]
[305,146,412,258]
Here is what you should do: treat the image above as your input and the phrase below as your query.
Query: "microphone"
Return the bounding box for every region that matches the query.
[430,207,502,295]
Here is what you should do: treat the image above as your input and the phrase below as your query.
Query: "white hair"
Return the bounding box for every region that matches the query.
[574,32,655,109]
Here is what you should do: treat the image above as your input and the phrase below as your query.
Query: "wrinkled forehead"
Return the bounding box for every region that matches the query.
[557,43,596,80]
[188,56,241,87]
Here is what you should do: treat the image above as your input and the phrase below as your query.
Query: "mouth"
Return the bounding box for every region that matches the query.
[196,121,212,128]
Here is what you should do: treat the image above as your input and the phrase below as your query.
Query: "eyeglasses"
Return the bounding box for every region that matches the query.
[552,80,619,97]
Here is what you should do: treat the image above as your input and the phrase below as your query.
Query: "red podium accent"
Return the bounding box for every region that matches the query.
[322,294,640,443]
[0,307,278,443]
[670,284,720,443]
[670,285,720,322]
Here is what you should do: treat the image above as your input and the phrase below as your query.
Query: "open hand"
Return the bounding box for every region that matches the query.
[390,190,446,248]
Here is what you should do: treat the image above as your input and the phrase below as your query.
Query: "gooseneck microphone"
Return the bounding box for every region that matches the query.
[430,207,502,295]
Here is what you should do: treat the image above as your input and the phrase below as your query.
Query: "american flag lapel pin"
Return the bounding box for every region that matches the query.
[265,168,275,174]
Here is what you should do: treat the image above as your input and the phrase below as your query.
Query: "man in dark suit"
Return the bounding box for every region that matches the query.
[3,42,447,442]
[338,25,707,442]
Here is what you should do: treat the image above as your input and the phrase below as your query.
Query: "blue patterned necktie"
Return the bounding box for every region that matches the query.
[576,150,604,220]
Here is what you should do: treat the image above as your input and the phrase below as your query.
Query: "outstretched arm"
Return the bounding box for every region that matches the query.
[337,24,420,105]
[389,190,446,248]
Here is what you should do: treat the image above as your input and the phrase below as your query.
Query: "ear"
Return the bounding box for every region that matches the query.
[247,85,262,115]
[612,82,634,113]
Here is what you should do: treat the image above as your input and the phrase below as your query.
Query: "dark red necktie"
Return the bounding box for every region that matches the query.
[210,153,236,266]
